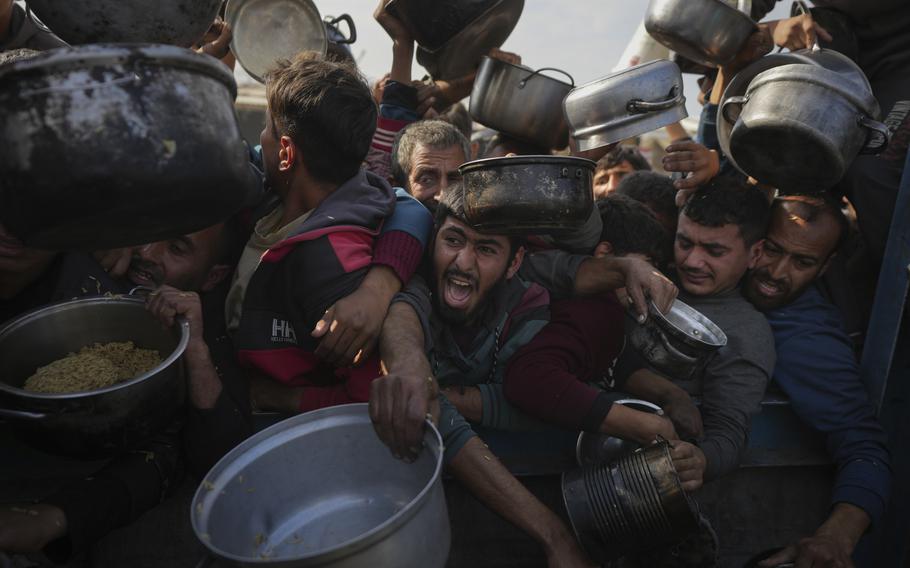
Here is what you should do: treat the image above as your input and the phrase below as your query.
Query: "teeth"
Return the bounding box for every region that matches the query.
[450,278,470,287]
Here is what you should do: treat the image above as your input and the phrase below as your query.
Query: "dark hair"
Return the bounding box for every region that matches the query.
[596,194,670,265]
[433,183,525,255]
[597,146,652,172]
[265,53,376,185]
[482,132,549,158]
[438,102,473,141]
[391,120,470,186]
[615,171,678,223]
[681,177,770,245]
[773,194,849,254]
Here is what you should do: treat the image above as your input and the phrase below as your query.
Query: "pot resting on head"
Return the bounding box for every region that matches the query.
[458,155,595,236]
[0,44,257,250]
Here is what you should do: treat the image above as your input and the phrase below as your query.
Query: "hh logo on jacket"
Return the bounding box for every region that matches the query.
[271,318,297,344]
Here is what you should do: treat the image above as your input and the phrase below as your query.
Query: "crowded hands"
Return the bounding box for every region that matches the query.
[617,254,678,320]
[765,11,833,52]
[369,372,440,463]
[662,141,720,207]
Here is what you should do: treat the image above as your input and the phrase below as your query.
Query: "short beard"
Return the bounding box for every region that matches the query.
[434,277,507,328]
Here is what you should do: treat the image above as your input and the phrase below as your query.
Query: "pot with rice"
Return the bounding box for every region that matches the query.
[0,296,189,457]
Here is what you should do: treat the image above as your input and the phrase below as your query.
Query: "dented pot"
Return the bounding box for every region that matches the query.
[458,155,595,235]
[0,44,256,250]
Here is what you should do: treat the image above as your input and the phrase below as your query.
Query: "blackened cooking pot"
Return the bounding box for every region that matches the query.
[0,44,257,250]
[458,155,595,235]
[0,296,189,457]
[26,0,222,46]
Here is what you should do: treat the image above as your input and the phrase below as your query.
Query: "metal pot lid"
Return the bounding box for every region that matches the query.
[745,63,878,117]
[226,0,327,83]
[0,296,190,400]
[458,154,595,174]
[0,43,237,97]
[651,298,727,349]
[564,59,687,151]
[716,47,872,175]
[416,0,523,80]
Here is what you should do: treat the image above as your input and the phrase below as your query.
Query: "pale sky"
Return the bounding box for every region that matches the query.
[236,1,791,118]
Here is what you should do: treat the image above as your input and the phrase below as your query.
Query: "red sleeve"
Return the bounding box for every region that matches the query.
[297,357,382,413]
[503,296,625,432]
[372,230,424,285]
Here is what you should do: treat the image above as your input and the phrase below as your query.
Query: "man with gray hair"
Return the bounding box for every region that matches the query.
[391,119,470,207]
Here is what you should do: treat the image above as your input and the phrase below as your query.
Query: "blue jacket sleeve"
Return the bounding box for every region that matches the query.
[770,293,892,524]
[381,188,433,248]
[380,80,420,123]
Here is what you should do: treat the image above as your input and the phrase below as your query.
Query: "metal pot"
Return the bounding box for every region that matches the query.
[562,441,699,563]
[575,399,663,467]
[458,155,595,235]
[0,44,256,250]
[564,59,687,152]
[721,63,890,191]
[469,56,574,150]
[324,14,357,63]
[385,0,500,52]
[627,299,727,381]
[644,0,757,67]
[191,404,449,568]
[0,296,189,457]
[413,0,524,80]
[25,0,222,46]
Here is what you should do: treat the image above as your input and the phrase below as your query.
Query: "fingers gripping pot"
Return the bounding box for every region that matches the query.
[627,299,727,381]
[458,156,595,236]
[564,59,687,152]
[0,296,189,457]
[469,56,574,150]
[0,44,256,250]
[720,62,890,191]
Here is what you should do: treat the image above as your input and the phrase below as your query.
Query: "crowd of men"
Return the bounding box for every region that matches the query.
[0,0,906,566]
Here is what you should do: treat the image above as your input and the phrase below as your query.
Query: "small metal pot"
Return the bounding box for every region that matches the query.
[191,404,449,568]
[324,14,357,63]
[575,399,663,467]
[564,59,687,152]
[226,0,328,83]
[644,0,757,67]
[458,155,595,235]
[0,297,189,457]
[721,63,890,191]
[627,299,727,381]
[469,56,574,150]
[0,44,256,250]
[25,0,222,46]
[716,45,872,180]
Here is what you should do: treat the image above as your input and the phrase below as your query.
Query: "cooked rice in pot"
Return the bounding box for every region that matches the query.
[24,341,162,394]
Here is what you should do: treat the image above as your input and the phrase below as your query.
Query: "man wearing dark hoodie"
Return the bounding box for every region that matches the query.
[223,53,431,413]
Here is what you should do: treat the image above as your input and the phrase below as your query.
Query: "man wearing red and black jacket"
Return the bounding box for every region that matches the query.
[224,53,431,414]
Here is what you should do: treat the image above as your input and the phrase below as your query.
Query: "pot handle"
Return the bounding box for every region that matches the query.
[627,86,684,114]
[0,408,47,421]
[720,95,749,123]
[519,67,575,88]
[858,116,890,155]
[326,14,357,44]
[23,1,58,39]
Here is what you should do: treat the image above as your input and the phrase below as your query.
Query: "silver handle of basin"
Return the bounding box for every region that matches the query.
[0,408,47,421]
[656,332,701,366]
[519,67,575,88]
[858,116,891,155]
[721,95,750,124]
[626,87,684,114]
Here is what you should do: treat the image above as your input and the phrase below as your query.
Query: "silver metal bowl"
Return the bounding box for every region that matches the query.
[192,403,450,568]
[644,0,757,67]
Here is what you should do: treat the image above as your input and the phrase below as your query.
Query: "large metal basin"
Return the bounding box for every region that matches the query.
[0,296,189,457]
[191,404,450,567]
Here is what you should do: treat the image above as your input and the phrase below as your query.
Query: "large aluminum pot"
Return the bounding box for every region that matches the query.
[716,46,879,187]
[459,155,595,235]
[25,0,221,46]
[564,59,687,152]
[0,44,256,250]
[627,299,726,381]
[470,56,574,150]
[191,404,449,568]
[0,297,189,457]
[645,0,757,67]
[721,63,890,191]
[384,0,501,51]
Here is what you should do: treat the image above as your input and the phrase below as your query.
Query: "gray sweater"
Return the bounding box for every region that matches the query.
[676,288,775,481]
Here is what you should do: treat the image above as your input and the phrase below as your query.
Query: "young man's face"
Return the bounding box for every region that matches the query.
[593,160,635,199]
[432,217,523,325]
[674,212,762,296]
[407,143,466,206]
[744,202,839,311]
[127,224,230,293]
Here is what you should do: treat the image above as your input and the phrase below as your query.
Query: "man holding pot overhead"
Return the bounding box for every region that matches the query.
[368,184,685,567]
